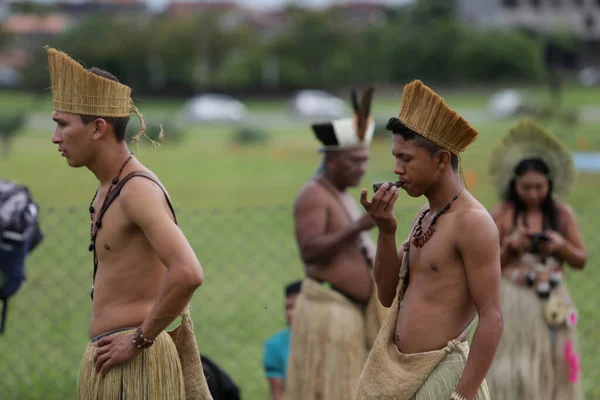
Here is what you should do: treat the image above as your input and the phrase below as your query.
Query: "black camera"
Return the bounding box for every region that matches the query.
[529,232,549,254]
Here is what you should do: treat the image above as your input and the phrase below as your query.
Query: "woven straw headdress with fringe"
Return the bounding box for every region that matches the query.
[46,46,159,146]
[398,80,478,155]
[489,118,575,200]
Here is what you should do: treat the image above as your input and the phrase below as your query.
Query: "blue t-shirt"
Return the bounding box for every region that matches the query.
[263,327,291,379]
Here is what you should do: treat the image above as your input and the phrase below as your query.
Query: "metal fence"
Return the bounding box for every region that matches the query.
[0,205,598,399]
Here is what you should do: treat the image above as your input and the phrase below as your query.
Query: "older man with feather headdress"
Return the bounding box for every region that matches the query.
[285,87,387,400]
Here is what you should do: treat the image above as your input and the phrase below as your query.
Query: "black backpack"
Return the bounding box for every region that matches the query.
[201,354,242,400]
[0,180,44,334]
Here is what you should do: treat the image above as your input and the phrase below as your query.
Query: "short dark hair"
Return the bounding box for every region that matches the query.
[285,280,302,297]
[79,67,130,142]
[386,117,459,172]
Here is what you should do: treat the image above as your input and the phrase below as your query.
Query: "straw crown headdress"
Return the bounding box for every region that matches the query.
[489,118,575,200]
[398,80,478,155]
[312,86,375,151]
[46,47,157,145]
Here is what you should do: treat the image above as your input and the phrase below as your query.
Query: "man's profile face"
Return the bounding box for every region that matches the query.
[391,135,439,197]
[51,111,95,168]
[285,293,299,326]
[329,147,369,187]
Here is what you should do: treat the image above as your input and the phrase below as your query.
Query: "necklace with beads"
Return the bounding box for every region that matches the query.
[88,154,133,252]
[411,187,465,248]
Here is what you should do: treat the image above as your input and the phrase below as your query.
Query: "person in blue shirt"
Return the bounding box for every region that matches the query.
[263,280,302,400]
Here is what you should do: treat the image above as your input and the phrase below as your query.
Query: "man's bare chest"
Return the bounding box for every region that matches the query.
[93,206,137,261]
[325,199,359,229]
[407,222,461,278]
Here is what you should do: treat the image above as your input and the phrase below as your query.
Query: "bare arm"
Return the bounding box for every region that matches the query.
[454,210,503,400]
[373,206,426,307]
[491,204,517,266]
[264,337,285,400]
[491,205,510,264]
[373,232,401,307]
[294,187,370,265]
[360,183,408,307]
[267,378,285,400]
[491,204,533,267]
[120,179,204,339]
[553,204,587,269]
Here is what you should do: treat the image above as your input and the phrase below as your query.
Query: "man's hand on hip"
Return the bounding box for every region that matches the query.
[94,333,143,376]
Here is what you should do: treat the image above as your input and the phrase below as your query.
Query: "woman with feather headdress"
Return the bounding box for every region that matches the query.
[285,86,388,400]
[486,119,586,400]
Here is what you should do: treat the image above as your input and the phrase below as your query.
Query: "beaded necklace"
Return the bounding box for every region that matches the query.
[411,187,465,248]
[88,154,133,252]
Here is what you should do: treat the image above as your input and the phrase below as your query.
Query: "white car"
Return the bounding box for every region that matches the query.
[578,67,600,87]
[289,90,349,119]
[182,94,247,123]
[488,89,526,120]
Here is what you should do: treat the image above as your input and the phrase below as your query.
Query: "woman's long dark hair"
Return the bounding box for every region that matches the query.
[506,158,559,231]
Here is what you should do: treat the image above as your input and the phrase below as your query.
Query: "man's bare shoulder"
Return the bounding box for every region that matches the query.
[455,204,499,244]
[294,180,329,210]
[117,170,171,221]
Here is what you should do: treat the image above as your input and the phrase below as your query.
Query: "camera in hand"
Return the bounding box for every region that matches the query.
[529,232,549,254]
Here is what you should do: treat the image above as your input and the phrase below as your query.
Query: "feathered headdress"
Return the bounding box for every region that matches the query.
[46,46,159,146]
[398,80,478,154]
[489,118,575,200]
[312,86,375,151]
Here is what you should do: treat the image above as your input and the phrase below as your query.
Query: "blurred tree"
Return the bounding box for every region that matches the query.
[455,29,544,82]
[17,2,549,94]
[409,0,454,22]
[0,28,10,50]
[268,8,358,88]
[0,113,27,156]
[544,25,581,110]
[9,0,53,15]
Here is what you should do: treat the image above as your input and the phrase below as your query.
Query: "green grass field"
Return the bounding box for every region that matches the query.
[0,85,599,399]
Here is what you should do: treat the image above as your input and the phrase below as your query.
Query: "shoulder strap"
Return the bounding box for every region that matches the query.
[397,218,420,300]
[91,171,178,293]
[313,178,373,267]
[313,178,354,222]
[402,204,428,251]
[98,171,177,226]
[456,316,477,342]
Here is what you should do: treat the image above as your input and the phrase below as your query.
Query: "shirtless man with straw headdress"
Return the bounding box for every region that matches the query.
[46,47,213,400]
[356,80,502,400]
[285,87,387,400]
